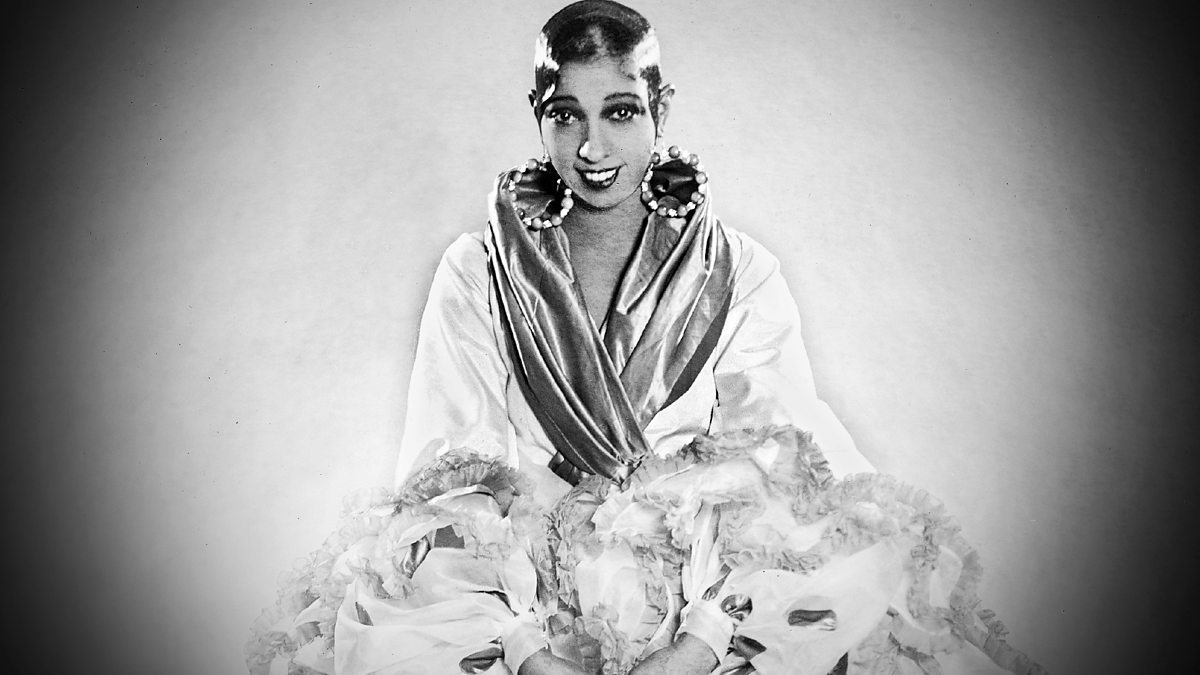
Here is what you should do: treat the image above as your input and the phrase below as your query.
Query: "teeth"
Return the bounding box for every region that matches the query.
[583,168,617,182]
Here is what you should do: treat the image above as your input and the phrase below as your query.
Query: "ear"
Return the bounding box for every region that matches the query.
[655,84,675,139]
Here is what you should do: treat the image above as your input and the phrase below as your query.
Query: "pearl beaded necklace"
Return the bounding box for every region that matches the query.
[507,158,574,230]
[641,146,708,218]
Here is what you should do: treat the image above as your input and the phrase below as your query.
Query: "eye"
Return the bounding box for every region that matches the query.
[608,105,640,122]
[546,108,576,125]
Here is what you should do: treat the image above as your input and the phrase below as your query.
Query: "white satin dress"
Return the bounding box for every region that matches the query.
[395,225,876,505]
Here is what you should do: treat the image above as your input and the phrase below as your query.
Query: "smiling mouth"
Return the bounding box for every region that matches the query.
[576,167,620,189]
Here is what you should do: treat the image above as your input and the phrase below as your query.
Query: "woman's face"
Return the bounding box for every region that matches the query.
[539,56,662,212]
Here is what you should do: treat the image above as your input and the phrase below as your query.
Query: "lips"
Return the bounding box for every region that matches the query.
[576,166,620,190]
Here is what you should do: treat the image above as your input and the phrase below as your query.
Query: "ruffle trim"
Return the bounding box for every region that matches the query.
[245,451,547,675]
[546,426,1046,675]
[396,448,534,510]
[249,431,1046,675]
[824,475,1048,674]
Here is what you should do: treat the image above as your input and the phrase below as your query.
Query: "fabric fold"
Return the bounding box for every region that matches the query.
[486,159,734,485]
[250,434,1046,675]
[541,427,1047,675]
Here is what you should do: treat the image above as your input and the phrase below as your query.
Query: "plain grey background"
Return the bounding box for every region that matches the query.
[2,1,1196,673]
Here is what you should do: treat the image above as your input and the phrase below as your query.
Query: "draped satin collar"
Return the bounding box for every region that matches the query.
[486,160,733,485]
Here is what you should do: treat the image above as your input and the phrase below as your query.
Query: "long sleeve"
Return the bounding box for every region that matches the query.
[710,233,875,477]
[394,233,514,485]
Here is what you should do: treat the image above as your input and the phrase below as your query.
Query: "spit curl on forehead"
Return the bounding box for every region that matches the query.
[530,1,665,125]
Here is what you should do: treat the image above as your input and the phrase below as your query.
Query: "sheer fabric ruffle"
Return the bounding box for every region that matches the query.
[247,428,1045,675]
[245,454,551,675]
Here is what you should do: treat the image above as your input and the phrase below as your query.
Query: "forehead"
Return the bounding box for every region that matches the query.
[553,56,650,101]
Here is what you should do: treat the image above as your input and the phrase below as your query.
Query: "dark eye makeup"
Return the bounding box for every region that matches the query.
[604,103,644,121]
[543,100,645,126]
[545,107,578,125]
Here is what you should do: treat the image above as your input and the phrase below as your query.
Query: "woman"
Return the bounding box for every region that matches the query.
[395,0,872,516]
[248,3,1043,674]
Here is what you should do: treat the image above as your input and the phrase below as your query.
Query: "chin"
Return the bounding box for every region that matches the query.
[571,183,639,212]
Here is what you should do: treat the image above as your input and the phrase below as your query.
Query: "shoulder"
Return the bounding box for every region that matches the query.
[430,231,490,302]
[440,231,487,272]
[438,231,488,280]
[720,222,785,302]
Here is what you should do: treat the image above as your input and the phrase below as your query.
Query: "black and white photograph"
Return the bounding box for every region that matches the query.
[2,1,1196,673]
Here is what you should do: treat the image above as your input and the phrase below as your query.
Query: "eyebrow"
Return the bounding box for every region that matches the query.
[541,95,578,106]
[543,92,642,106]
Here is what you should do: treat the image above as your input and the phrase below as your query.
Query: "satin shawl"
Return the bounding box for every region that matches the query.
[486,160,734,485]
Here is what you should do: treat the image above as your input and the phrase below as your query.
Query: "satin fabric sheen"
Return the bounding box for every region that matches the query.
[486,161,734,485]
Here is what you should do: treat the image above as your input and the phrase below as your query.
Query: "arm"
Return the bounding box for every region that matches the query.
[711,234,874,477]
[395,234,514,484]
[516,651,590,675]
[515,635,717,675]
[628,634,719,674]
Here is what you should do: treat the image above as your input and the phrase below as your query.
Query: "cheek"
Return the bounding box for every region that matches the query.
[542,125,578,158]
[617,125,657,159]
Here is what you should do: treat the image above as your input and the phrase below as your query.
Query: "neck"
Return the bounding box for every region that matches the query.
[562,191,648,243]
[558,191,646,326]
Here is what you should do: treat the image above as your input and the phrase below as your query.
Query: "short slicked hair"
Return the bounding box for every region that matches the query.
[531,1,665,125]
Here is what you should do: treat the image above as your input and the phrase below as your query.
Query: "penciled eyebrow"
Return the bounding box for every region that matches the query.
[604,93,642,103]
[543,92,643,107]
[541,95,578,107]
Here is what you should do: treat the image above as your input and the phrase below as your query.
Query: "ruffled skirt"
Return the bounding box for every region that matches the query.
[246,426,1046,675]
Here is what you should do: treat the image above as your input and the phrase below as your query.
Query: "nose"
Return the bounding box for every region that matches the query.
[577,131,609,163]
